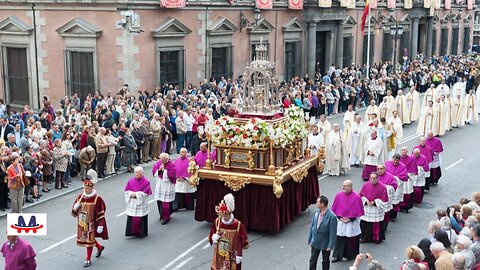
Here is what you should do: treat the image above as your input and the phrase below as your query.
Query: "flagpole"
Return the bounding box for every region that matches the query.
[366,2,371,79]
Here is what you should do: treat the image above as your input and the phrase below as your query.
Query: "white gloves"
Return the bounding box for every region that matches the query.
[74,202,81,211]
[97,226,103,234]
[212,233,220,244]
[235,256,243,264]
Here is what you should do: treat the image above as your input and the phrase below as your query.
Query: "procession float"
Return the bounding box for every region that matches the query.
[189,43,326,233]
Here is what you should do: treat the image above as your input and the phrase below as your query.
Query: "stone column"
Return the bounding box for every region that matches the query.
[308,22,317,78]
[426,17,433,58]
[336,20,344,68]
[411,18,419,59]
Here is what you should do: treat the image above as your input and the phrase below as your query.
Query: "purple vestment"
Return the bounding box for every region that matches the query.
[331,191,365,218]
[378,171,398,190]
[425,136,444,154]
[152,160,176,184]
[415,154,430,171]
[125,176,153,195]
[400,154,418,174]
[359,182,388,202]
[413,144,434,163]
[174,156,190,178]
[385,161,408,182]
[194,150,209,168]
[1,238,37,270]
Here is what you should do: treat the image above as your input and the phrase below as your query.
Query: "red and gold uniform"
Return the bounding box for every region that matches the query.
[72,192,109,247]
[71,169,108,268]
[208,194,248,270]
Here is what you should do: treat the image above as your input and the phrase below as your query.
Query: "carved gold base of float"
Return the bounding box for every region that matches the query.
[189,151,325,198]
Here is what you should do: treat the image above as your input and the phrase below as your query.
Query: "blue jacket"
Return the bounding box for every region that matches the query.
[308,208,337,251]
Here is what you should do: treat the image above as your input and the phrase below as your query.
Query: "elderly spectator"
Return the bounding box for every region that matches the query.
[175,111,187,154]
[52,139,69,189]
[455,235,475,270]
[452,253,467,270]
[131,122,144,164]
[95,127,109,178]
[139,118,152,163]
[440,216,458,247]
[39,148,53,193]
[123,128,137,172]
[105,129,118,176]
[78,146,96,181]
[150,113,162,160]
[430,242,454,269]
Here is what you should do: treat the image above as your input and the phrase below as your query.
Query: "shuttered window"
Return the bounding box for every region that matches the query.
[211,46,232,81]
[159,49,184,88]
[66,51,95,99]
[2,47,30,105]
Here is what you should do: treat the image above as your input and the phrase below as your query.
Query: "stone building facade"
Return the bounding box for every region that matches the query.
[0,0,475,109]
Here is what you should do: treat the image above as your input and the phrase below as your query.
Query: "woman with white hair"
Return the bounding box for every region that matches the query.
[455,235,475,269]
[452,253,467,270]
[439,216,458,248]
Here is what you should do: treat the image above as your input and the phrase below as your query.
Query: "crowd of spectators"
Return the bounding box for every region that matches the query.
[349,192,480,270]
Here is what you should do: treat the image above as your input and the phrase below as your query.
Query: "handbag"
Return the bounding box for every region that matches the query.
[22,175,30,187]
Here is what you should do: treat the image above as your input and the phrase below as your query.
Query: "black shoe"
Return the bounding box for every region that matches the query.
[95,246,105,258]
[161,220,169,225]
[331,257,340,263]
[84,260,91,267]
[26,199,34,203]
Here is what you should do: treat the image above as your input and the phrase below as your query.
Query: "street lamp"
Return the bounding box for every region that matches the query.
[240,8,261,32]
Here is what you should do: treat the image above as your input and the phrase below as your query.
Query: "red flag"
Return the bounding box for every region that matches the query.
[256,0,273,9]
[160,0,185,8]
[360,0,369,36]
[288,0,303,9]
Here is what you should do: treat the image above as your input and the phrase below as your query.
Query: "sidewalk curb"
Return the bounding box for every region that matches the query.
[0,171,122,218]
[0,154,183,218]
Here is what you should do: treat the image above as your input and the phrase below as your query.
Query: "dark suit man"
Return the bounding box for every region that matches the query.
[308,196,337,270]
[0,117,14,142]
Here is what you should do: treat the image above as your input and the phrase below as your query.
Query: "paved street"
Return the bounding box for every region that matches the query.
[0,113,478,269]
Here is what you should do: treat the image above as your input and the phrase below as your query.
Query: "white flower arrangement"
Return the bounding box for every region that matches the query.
[209,105,308,148]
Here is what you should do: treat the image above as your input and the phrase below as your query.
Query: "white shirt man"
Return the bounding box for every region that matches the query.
[405,86,420,123]
[464,90,479,124]
[417,100,437,137]
[442,93,454,131]
[308,126,325,156]
[343,105,356,132]
[395,90,409,124]
[325,124,349,176]
[362,130,384,180]
[346,116,366,167]
[453,93,466,128]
